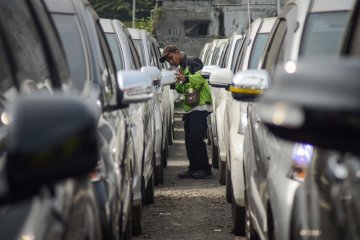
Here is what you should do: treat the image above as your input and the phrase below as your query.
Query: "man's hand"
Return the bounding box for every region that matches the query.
[176,73,185,83]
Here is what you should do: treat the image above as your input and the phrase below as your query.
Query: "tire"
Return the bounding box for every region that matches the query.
[143,174,155,205]
[123,201,132,240]
[211,140,219,169]
[245,191,258,240]
[131,203,142,236]
[226,166,232,203]
[218,159,226,185]
[232,194,246,236]
[168,123,174,145]
[154,164,164,186]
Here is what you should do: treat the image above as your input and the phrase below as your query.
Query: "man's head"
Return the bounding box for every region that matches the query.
[159,45,183,66]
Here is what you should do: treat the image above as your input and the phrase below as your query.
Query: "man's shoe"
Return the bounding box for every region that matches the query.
[178,170,194,179]
[192,170,212,179]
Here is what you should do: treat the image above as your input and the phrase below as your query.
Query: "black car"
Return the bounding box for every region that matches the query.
[0,0,101,239]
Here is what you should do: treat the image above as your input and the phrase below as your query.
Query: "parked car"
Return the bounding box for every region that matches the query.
[0,1,101,239]
[100,18,159,235]
[257,2,360,240]
[128,28,176,185]
[44,1,155,239]
[226,0,355,240]
[206,32,245,170]
[208,17,275,236]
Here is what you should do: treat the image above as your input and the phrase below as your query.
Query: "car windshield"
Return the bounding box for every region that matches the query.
[249,33,269,69]
[133,39,146,66]
[300,11,348,57]
[105,33,125,71]
[52,14,87,91]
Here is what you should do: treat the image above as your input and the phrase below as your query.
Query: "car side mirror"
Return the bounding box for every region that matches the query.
[161,69,177,86]
[258,59,360,154]
[3,94,99,203]
[141,66,162,86]
[201,65,220,79]
[117,70,154,105]
[230,70,270,102]
[208,68,233,89]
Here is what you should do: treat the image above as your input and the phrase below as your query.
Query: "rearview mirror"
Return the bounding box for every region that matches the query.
[230,70,270,102]
[4,94,99,202]
[201,65,220,79]
[117,70,153,105]
[208,68,233,89]
[259,59,360,154]
[141,66,162,86]
[161,69,177,86]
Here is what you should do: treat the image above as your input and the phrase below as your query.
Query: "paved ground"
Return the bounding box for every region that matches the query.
[134,111,245,240]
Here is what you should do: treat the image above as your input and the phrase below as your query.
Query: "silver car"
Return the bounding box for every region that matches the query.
[228,0,354,239]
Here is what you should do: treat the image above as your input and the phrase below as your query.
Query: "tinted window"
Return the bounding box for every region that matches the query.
[264,20,287,76]
[133,39,146,66]
[52,14,88,91]
[230,38,244,72]
[106,33,125,70]
[301,12,348,57]
[96,22,115,103]
[349,12,360,57]
[1,0,51,93]
[249,33,269,69]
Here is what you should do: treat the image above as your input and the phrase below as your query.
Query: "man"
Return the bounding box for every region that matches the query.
[159,45,213,179]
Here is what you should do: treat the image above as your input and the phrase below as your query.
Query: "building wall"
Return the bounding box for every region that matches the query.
[153,0,288,57]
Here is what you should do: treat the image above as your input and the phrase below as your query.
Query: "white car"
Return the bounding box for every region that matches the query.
[129,28,176,185]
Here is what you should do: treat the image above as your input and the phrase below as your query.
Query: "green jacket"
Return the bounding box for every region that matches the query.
[175,55,212,112]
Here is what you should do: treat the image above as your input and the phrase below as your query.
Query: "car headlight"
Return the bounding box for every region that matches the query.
[288,143,314,181]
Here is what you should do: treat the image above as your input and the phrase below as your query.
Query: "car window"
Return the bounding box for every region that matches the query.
[106,33,125,71]
[264,20,287,76]
[52,14,88,91]
[346,7,360,58]
[249,33,270,69]
[1,0,51,93]
[230,38,245,72]
[96,22,116,103]
[133,38,146,66]
[128,35,142,69]
[301,11,349,57]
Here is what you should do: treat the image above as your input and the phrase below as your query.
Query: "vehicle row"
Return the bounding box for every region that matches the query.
[201,0,359,239]
[0,0,176,240]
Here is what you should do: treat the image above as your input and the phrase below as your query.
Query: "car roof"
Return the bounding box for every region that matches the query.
[100,18,115,33]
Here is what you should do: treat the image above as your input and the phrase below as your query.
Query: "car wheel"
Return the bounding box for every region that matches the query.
[245,191,258,240]
[226,166,232,203]
[232,194,246,236]
[154,157,164,186]
[144,174,155,205]
[219,159,226,185]
[131,203,142,236]
[211,139,219,169]
[168,123,174,145]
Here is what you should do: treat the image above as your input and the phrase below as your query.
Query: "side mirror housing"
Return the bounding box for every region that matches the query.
[161,69,177,86]
[201,65,220,79]
[230,70,270,102]
[117,70,154,105]
[3,94,99,202]
[141,66,162,86]
[258,59,360,154]
[208,68,233,89]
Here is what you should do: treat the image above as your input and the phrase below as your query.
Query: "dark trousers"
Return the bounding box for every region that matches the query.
[183,111,211,171]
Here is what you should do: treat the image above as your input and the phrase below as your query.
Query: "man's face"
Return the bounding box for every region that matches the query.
[165,51,182,66]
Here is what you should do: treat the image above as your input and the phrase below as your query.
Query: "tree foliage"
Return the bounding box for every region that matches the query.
[89,0,156,23]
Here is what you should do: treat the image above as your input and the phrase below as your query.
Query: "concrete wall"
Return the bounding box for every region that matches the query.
[153,0,288,57]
